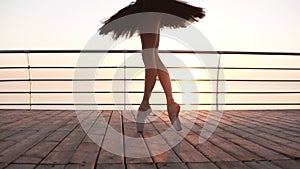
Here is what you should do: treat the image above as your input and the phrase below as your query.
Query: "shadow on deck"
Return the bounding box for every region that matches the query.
[0,109,299,169]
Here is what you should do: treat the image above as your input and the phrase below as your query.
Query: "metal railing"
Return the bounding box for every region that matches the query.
[0,50,300,110]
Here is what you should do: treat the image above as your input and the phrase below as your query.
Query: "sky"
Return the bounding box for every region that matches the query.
[0,0,300,51]
[0,0,299,110]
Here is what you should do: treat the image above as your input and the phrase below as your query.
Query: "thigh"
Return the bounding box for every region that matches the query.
[140,33,160,49]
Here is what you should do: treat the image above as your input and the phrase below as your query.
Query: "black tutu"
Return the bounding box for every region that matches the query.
[99,0,205,39]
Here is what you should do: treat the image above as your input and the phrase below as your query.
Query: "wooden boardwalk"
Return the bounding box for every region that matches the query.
[0,109,299,169]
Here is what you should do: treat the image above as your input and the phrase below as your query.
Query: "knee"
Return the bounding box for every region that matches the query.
[155,54,168,73]
[142,49,158,69]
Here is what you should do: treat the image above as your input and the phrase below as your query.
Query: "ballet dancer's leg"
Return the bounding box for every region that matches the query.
[140,33,174,104]
[140,33,182,131]
[137,13,181,131]
[139,33,175,107]
[151,35,182,131]
[139,33,159,111]
[139,68,157,111]
[155,50,175,104]
[136,33,159,133]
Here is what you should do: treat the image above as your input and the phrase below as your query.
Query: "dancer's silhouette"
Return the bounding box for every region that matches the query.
[99,0,205,132]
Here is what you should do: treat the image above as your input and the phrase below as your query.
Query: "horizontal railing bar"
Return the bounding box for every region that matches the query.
[0,50,300,56]
[0,91,299,94]
[0,103,298,106]
[1,66,300,71]
[1,50,299,109]
[1,79,300,82]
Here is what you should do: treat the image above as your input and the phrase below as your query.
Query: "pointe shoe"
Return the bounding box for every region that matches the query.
[136,108,152,133]
[167,102,182,131]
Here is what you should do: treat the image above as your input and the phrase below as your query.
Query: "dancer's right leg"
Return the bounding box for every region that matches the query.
[139,33,159,111]
[139,68,157,111]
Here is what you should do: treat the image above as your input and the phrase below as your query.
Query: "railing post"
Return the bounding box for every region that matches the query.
[216,53,222,111]
[123,49,127,111]
[26,52,32,110]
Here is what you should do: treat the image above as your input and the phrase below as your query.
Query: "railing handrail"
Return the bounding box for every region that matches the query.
[0,50,300,56]
[1,66,300,70]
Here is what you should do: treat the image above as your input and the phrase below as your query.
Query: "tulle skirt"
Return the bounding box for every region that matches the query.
[99,0,205,39]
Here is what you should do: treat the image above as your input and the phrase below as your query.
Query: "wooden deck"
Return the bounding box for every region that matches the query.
[0,109,299,169]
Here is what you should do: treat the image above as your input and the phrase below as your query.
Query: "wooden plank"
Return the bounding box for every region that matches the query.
[179,115,237,162]
[69,142,99,168]
[87,111,108,136]
[223,111,300,145]
[14,141,58,164]
[252,127,300,145]
[44,130,73,142]
[41,141,84,164]
[0,110,73,167]
[0,140,17,152]
[244,161,282,169]
[0,110,41,131]
[96,163,126,169]
[208,134,263,161]
[55,118,79,132]
[174,139,210,163]
[65,164,92,169]
[236,128,299,158]
[132,110,182,163]
[0,163,5,169]
[123,110,153,163]
[97,110,124,164]
[40,150,75,165]
[127,163,157,169]
[194,110,300,159]
[234,110,300,129]
[4,130,39,141]
[271,159,300,169]
[0,111,51,140]
[0,116,72,166]
[157,163,189,169]
[143,130,182,163]
[0,110,60,132]
[0,130,19,140]
[40,112,89,165]
[97,150,123,164]
[184,134,237,162]
[82,132,105,145]
[46,129,86,152]
[82,110,106,145]
[217,121,300,159]
[4,164,36,169]
[215,161,252,169]
[217,128,289,160]
[182,111,263,161]
[78,110,100,131]
[225,111,300,138]
[187,162,219,169]
[35,164,65,169]
[1,109,300,169]
[1,110,72,143]
[221,111,300,151]
[152,111,209,163]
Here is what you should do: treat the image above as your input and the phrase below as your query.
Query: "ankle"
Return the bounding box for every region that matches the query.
[141,100,149,104]
[139,105,150,111]
[167,98,174,105]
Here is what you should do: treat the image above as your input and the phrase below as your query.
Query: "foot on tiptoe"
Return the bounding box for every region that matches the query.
[167,101,182,131]
[136,100,152,133]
